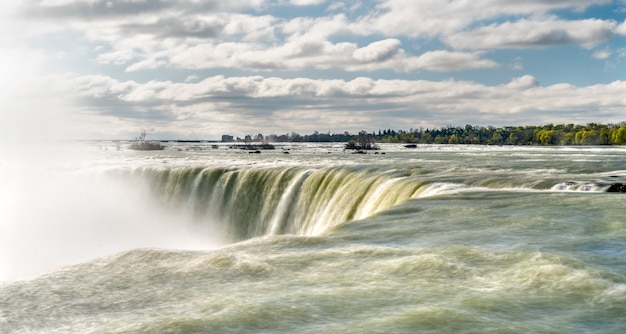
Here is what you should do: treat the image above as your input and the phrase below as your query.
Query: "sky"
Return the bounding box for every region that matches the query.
[0,0,625,140]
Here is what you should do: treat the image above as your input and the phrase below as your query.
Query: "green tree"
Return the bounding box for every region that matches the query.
[448,134,460,144]
[536,130,556,145]
[560,132,575,145]
[576,130,599,145]
[612,125,626,145]
[506,132,521,145]
[347,130,379,150]
[599,128,611,145]
[489,132,503,145]
[421,132,433,144]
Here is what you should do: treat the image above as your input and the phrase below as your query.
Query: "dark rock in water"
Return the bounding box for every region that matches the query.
[606,183,626,192]
[249,150,261,154]
[234,143,275,150]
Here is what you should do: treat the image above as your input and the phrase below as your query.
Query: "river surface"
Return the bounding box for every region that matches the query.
[1,142,625,333]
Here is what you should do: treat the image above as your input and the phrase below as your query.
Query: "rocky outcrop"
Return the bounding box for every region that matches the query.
[129,141,164,150]
[606,183,626,192]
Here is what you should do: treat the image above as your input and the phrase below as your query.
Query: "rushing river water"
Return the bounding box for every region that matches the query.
[1,142,625,333]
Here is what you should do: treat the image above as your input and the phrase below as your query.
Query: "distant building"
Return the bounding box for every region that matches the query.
[221,135,234,142]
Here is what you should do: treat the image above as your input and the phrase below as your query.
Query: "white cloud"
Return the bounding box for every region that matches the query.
[39,0,99,6]
[326,1,362,12]
[185,75,201,83]
[3,0,624,139]
[36,73,624,138]
[401,51,498,72]
[96,49,137,65]
[446,18,617,49]
[126,58,168,72]
[27,0,265,17]
[327,2,344,11]
[354,0,612,39]
[148,38,497,73]
[14,0,621,76]
[352,39,401,62]
[508,57,524,71]
[592,49,611,60]
[289,0,327,6]
[506,75,540,89]
[616,19,626,35]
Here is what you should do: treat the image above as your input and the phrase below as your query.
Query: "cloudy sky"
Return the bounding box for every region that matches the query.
[1,0,625,140]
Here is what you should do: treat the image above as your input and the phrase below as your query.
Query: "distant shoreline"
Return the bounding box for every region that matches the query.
[87,122,626,146]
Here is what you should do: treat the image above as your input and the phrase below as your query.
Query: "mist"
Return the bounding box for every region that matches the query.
[0,144,224,281]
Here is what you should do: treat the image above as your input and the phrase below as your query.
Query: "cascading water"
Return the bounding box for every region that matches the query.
[123,166,427,241]
[3,144,625,334]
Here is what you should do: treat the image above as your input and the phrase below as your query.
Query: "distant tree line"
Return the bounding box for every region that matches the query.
[264,131,354,143]
[262,123,626,146]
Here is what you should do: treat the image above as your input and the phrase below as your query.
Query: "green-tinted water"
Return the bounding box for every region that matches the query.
[1,143,625,333]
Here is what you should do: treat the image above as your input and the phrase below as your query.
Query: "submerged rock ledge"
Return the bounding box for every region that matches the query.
[606,183,626,192]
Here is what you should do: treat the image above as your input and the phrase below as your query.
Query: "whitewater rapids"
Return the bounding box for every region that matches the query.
[1,142,625,333]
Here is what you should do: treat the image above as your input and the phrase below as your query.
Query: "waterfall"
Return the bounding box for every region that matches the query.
[124,166,426,241]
